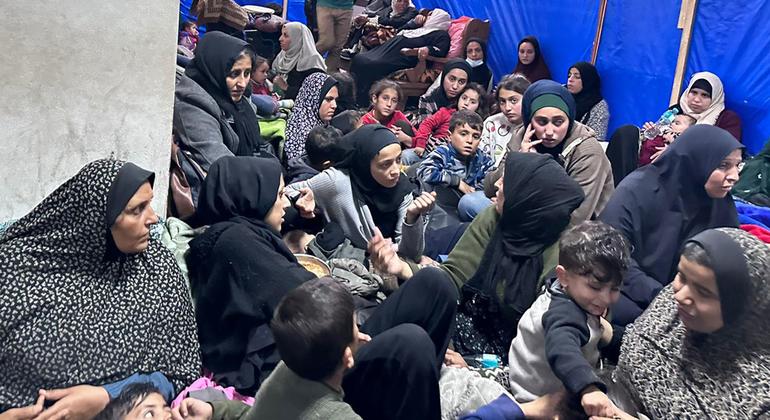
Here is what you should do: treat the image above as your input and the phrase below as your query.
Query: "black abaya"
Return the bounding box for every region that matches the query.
[351,31,451,107]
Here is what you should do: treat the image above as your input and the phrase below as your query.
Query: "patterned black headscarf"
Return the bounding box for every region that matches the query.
[0,159,200,409]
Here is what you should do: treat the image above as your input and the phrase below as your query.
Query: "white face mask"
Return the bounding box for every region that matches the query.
[466,58,484,68]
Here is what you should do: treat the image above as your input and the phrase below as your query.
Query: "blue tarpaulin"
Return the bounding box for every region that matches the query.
[179,0,769,153]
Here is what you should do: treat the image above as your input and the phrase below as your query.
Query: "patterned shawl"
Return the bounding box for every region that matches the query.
[0,159,200,409]
[284,73,338,160]
[616,228,770,418]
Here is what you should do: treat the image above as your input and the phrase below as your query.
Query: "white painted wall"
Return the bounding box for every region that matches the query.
[0,1,179,221]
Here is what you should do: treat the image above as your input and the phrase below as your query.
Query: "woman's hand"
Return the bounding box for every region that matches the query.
[273,75,288,91]
[458,181,475,195]
[392,127,412,147]
[590,408,638,420]
[417,46,429,61]
[519,389,573,419]
[295,187,316,219]
[33,386,110,420]
[444,349,468,368]
[642,121,655,132]
[413,147,425,158]
[650,145,667,162]
[520,124,542,153]
[413,14,427,26]
[0,394,44,420]
[581,386,615,418]
[367,227,412,280]
[171,398,213,420]
[405,191,436,224]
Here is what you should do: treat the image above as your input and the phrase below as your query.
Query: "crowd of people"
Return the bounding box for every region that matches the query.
[1,1,768,419]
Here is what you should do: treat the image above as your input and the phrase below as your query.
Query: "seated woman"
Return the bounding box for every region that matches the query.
[513,36,551,83]
[284,73,339,160]
[422,38,494,98]
[369,152,585,359]
[271,22,326,100]
[360,79,416,147]
[350,8,452,107]
[343,0,419,56]
[416,58,472,125]
[186,156,458,419]
[480,73,531,170]
[599,125,743,326]
[174,31,267,203]
[668,71,742,141]
[484,80,614,224]
[0,159,199,413]
[567,62,609,141]
[286,124,434,261]
[608,228,769,419]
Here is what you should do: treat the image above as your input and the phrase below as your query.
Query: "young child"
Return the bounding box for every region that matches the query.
[417,110,494,221]
[178,21,199,51]
[360,79,415,147]
[409,83,488,163]
[173,277,367,420]
[508,221,631,418]
[286,126,345,184]
[638,113,696,166]
[249,55,294,117]
[96,383,171,420]
[331,110,363,135]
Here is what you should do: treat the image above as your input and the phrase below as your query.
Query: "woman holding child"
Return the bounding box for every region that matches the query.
[600,125,744,326]
[0,159,199,414]
[484,79,614,224]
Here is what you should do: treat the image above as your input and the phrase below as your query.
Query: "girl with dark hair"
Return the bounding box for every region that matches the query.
[480,73,531,169]
[360,79,415,146]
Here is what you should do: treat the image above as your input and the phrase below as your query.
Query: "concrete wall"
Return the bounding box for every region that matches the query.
[0,1,179,221]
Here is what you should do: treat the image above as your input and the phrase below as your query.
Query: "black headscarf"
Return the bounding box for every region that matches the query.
[195,155,282,226]
[104,162,156,259]
[188,156,315,394]
[464,38,492,88]
[0,159,200,409]
[521,79,577,159]
[336,124,413,238]
[513,36,552,82]
[685,229,751,325]
[426,58,472,109]
[569,61,603,123]
[185,31,263,156]
[465,153,584,338]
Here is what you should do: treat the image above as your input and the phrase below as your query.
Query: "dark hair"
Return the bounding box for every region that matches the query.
[681,241,712,269]
[306,126,345,166]
[495,73,531,100]
[679,113,697,126]
[559,221,631,286]
[449,109,484,133]
[253,55,269,70]
[331,110,363,135]
[369,79,403,104]
[456,83,489,119]
[181,20,196,31]
[330,72,357,110]
[95,383,162,420]
[271,277,355,381]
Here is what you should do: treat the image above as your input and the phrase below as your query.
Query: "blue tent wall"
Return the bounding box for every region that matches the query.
[686,0,770,153]
[594,0,682,142]
[179,0,769,152]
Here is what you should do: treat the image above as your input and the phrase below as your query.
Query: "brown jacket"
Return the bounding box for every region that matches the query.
[483,122,614,224]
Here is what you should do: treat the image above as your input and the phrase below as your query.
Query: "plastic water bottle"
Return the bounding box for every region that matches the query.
[643,108,679,139]
[465,353,501,369]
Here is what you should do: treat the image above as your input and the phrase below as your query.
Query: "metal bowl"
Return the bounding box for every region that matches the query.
[296,254,331,278]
